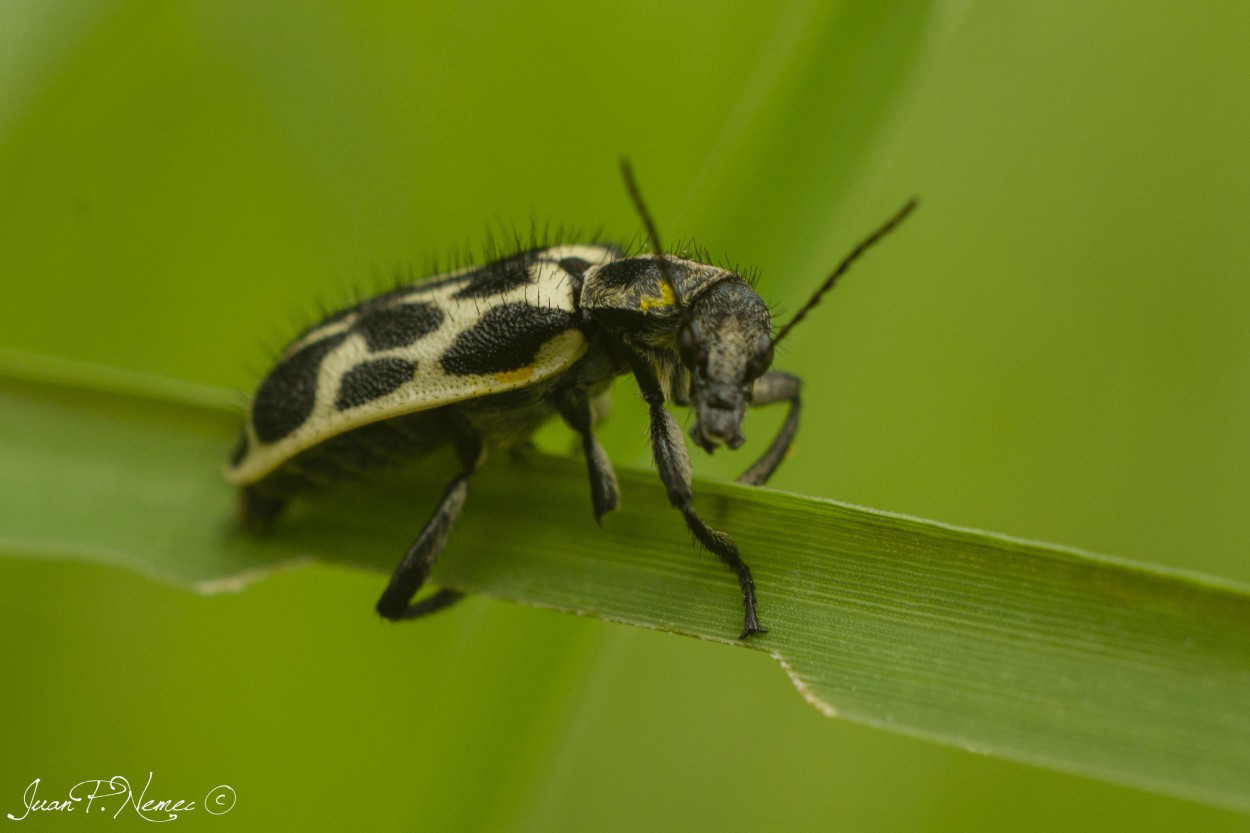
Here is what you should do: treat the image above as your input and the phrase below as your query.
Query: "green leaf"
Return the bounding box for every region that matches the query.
[3,349,1247,813]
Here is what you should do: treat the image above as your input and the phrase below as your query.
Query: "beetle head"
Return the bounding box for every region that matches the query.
[679,279,773,452]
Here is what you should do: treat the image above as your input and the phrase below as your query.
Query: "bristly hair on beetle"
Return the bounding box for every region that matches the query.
[227,161,917,639]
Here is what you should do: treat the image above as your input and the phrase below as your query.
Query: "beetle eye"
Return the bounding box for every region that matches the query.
[746,338,774,379]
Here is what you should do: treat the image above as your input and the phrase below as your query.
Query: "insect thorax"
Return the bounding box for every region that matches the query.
[579,254,763,398]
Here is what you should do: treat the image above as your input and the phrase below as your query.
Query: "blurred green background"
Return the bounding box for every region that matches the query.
[2,1,1248,830]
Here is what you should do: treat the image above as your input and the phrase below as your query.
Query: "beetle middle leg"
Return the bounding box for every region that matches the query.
[628,354,766,638]
[556,389,621,522]
[736,370,802,487]
[375,431,484,621]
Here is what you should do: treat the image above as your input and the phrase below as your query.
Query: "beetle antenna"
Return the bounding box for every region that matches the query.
[772,198,919,345]
[620,158,689,319]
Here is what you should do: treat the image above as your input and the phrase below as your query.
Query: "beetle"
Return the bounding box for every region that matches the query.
[227,161,916,638]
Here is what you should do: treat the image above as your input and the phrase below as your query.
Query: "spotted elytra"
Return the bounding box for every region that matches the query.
[227,161,917,639]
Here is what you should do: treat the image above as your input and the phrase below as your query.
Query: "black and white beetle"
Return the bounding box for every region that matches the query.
[228,162,916,638]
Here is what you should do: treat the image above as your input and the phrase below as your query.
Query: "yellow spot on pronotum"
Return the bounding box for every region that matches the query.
[496,366,534,384]
[639,281,676,311]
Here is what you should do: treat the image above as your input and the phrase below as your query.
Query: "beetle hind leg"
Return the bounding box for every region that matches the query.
[376,434,484,621]
[238,486,287,532]
[393,588,465,619]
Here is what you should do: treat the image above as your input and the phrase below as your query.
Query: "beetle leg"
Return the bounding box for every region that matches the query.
[556,390,621,522]
[375,432,484,621]
[737,371,802,487]
[238,486,287,532]
[627,353,766,638]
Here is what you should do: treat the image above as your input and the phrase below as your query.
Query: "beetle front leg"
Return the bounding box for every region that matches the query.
[376,432,484,621]
[628,353,766,638]
[737,370,801,487]
[556,389,621,522]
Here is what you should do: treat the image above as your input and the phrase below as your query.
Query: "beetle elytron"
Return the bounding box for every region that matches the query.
[227,162,916,638]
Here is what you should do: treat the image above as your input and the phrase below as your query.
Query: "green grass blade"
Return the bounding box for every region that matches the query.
[2,349,1248,812]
